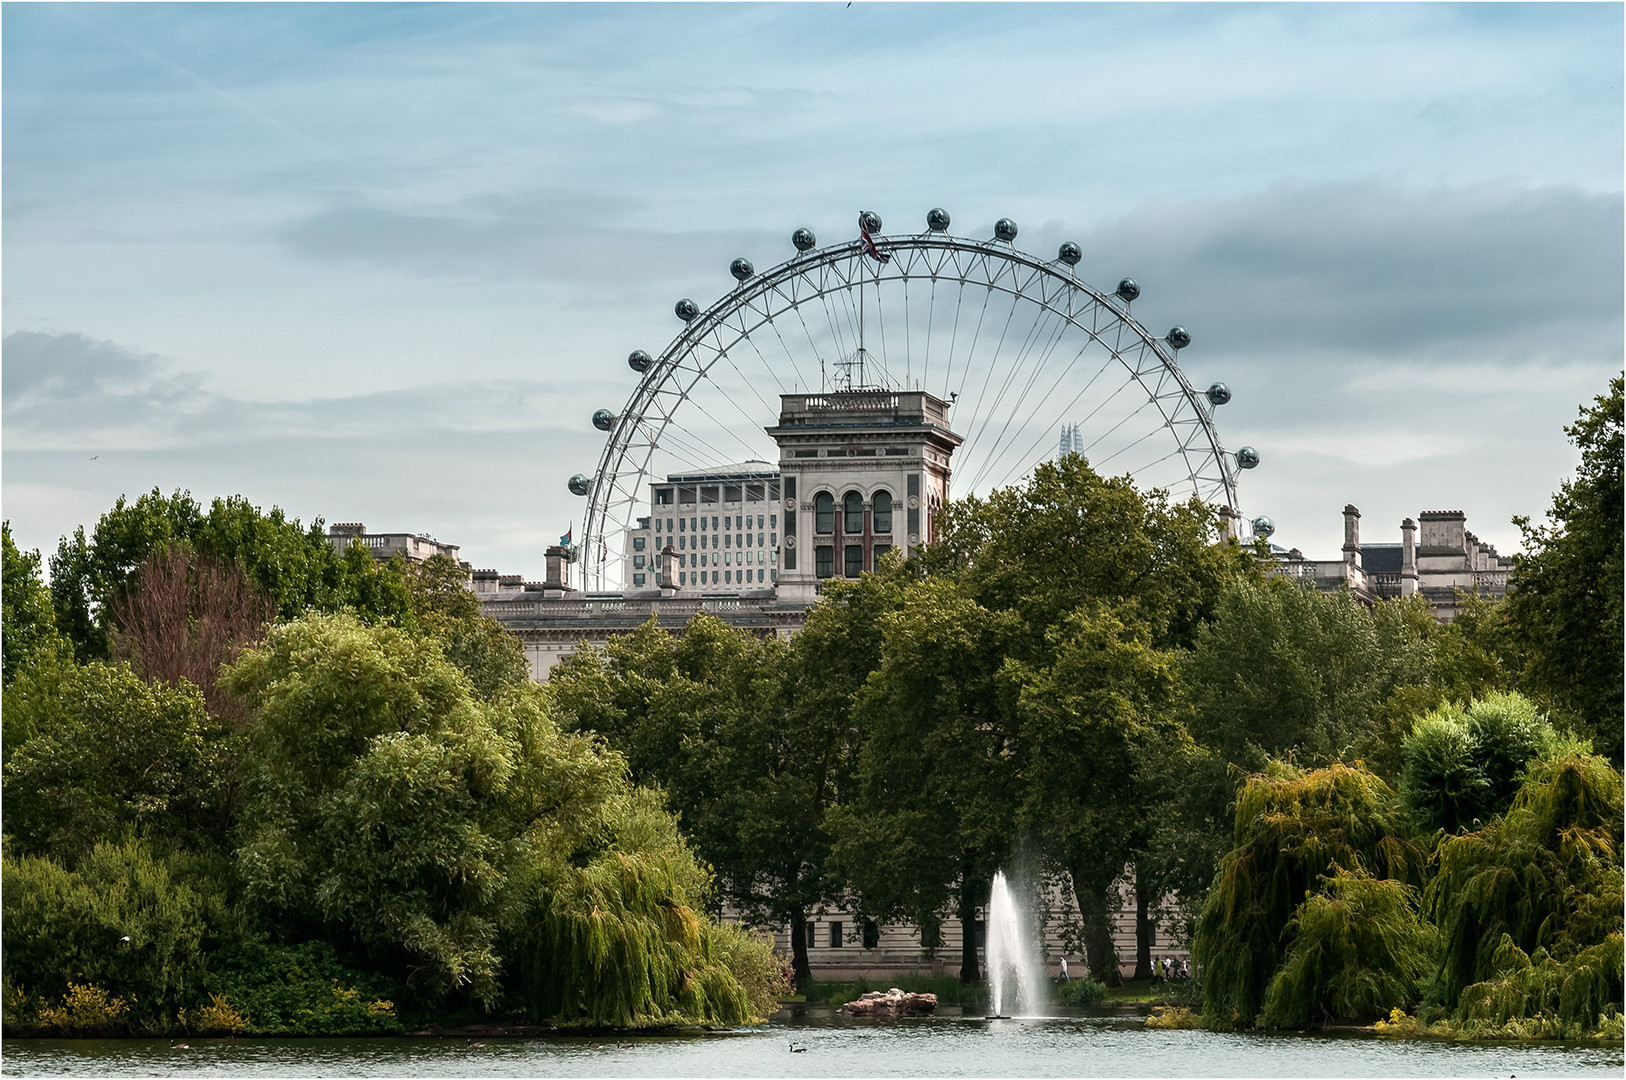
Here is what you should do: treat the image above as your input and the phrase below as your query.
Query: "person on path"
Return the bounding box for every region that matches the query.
[1059,956,1069,982]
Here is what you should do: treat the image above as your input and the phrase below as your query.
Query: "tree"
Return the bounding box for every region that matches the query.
[1398,692,1569,835]
[1504,376,1625,763]
[1193,762,1427,1029]
[2,660,230,863]
[548,612,845,990]
[830,578,1023,983]
[222,611,774,1024]
[3,521,67,685]
[1015,603,1182,984]
[49,489,411,662]
[402,553,528,700]
[108,543,275,724]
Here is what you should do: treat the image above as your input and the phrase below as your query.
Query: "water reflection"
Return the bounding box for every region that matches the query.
[4,1005,1621,1078]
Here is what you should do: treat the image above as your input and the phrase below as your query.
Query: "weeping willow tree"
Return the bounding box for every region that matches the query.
[1425,751,1623,1034]
[513,851,756,1028]
[1193,762,1427,1029]
[1257,868,1437,1029]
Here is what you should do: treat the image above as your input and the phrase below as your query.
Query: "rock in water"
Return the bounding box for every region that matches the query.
[837,989,938,1016]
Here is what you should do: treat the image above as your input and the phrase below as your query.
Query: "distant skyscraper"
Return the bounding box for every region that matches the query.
[1059,423,1082,459]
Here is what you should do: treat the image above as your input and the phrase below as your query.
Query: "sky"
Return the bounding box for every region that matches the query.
[4,2,1622,582]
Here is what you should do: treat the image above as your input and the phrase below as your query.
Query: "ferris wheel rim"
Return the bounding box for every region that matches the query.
[581,228,1242,591]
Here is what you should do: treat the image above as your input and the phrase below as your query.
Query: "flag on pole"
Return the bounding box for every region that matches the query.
[860,222,890,263]
[560,525,572,546]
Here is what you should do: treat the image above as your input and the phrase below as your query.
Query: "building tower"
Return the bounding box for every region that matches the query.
[767,389,962,606]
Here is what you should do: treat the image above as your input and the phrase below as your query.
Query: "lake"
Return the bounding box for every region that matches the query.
[4,1004,1621,1077]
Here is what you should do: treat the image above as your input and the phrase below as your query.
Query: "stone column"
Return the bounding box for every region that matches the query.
[543,545,569,597]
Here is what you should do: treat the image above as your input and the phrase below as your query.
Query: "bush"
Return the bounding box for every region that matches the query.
[709,924,791,1021]
[1,838,241,1032]
[1056,975,1106,1006]
[199,940,403,1036]
[1399,693,1567,835]
[32,983,131,1035]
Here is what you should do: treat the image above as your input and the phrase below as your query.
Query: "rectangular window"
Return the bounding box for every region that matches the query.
[701,486,719,504]
[907,474,921,497]
[783,548,796,571]
[712,570,719,584]
[701,534,707,549]
[784,478,796,500]
[712,516,719,530]
[633,573,646,586]
[679,517,686,532]
[771,532,778,546]
[655,486,675,504]
[771,569,777,581]
[885,447,908,456]
[724,533,731,548]
[737,533,743,548]
[793,449,817,457]
[815,546,834,578]
[746,483,764,501]
[873,544,891,564]
[725,570,731,584]
[771,513,778,529]
[830,922,843,949]
[725,484,742,502]
[725,552,732,565]
[908,507,920,537]
[679,572,687,585]
[757,515,765,528]
[679,485,697,504]
[655,519,662,533]
[745,532,752,548]
[633,555,645,569]
[845,545,862,578]
[724,516,731,530]
[633,536,646,551]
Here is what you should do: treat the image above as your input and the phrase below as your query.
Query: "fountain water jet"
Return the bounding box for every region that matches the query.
[985,870,1046,1017]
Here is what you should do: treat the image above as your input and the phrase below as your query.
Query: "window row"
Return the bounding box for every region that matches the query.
[657,514,776,534]
[653,482,781,506]
[813,544,892,579]
[660,532,776,551]
[812,490,893,534]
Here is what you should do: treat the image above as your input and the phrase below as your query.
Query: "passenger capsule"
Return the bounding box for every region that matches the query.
[1251,515,1275,539]
[1206,382,1232,406]
[1167,326,1192,350]
[568,474,591,497]
[1236,446,1261,470]
[1058,241,1082,266]
[1116,278,1141,302]
[592,409,615,432]
[994,218,1019,242]
[730,257,754,282]
[674,298,699,321]
[628,349,652,373]
[859,210,882,233]
[926,207,951,231]
[792,227,817,251]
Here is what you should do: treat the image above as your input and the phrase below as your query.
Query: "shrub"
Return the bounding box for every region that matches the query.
[181,993,249,1035]
[200,940,403,1036]
[1399,693,1567,835]
[33,983,130,1035]
[1,838,240,1031]
[1056,975,1106,1006]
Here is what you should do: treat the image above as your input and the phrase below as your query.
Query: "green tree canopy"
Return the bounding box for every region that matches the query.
[222,611,772,1024]
[3,521,67,685]
[1504,375,1625,762]
[3,659,230,864]
[49,489,411,661]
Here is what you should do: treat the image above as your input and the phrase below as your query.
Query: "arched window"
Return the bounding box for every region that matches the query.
[844,491,864,533]
[872,490,893,533]
[814,492,835,534]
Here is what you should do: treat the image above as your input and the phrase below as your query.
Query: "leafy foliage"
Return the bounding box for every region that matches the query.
[2,521,68,686]
[1504,375,1624,762]
[1425,751,1623,1007]
[3,660,230,863]
[198,939,404,1035]
[1257,869,1438,1028]
[48,488,411,662]
[1399,693,1568,834]
[1,839,244,1032]
[1194,762,1426,1028]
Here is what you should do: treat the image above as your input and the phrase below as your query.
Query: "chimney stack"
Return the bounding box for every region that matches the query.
[1342,504,1362,570]
[544,545,570,597]
[1401,517,1418,598]
[659,544,677,597]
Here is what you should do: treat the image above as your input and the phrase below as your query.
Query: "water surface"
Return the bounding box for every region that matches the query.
[5,1005,1620,1077]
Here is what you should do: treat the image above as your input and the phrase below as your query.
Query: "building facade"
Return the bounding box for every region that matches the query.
[1276,505,1512,621]
[327,522,464,565]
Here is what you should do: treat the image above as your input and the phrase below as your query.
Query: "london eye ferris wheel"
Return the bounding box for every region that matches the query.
[570,208,1263,591]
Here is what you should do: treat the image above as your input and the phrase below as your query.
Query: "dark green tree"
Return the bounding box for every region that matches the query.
[1504,375,1624,762]
[830,578,1023,983]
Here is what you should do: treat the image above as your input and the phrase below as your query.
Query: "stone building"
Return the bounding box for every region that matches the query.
[327,522,464,565]
[1275,505,1512,622]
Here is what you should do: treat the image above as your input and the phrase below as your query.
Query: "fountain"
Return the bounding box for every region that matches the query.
[984,870,1046,1018]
